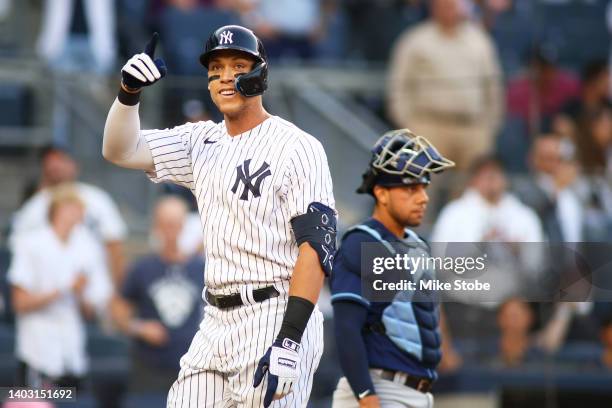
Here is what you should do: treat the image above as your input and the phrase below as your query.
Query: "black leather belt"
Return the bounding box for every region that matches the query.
[377,369,433,393]
[205,286,279,309]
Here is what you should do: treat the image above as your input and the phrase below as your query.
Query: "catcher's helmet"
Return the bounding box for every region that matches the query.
[357,129,455,195]
[199,25,268,97]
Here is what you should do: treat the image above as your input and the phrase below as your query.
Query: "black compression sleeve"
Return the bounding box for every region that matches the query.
[277,296,315,343]
[333,300,376,399]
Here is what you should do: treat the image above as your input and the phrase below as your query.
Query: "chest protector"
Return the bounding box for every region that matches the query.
[347,224,442,367]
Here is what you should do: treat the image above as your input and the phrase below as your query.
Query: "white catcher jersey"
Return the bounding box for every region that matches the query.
[144,116,335,296]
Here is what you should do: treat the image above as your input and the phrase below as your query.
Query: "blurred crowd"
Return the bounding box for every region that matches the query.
[6,0,612,175]
[1,145,205,407]
[1,0,612,406]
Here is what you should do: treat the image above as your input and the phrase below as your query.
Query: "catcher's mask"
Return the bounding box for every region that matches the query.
[200,25,268,97]
[357,129,455,195]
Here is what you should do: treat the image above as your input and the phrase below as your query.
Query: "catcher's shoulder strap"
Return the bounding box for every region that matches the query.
[343,224,396,255]
[404,228,424,243]
[344,224,426,254]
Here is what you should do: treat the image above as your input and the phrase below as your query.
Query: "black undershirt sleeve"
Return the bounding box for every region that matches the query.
[333,300,376,398]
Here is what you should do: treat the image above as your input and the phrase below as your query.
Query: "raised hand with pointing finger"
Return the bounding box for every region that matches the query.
[121,32,167,92]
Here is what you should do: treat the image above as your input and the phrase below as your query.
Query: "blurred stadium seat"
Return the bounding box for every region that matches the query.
[0,247,12,324]
[489,2,535,76]
[0,322,16,386]
[0,83,31,127]
[87,324,130,408]
[535,1,609,70]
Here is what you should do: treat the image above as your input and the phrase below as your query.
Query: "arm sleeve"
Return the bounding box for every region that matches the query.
[333,301,376,398]
[283,136,335,219]
[330,231,378,396]
[143,122,196,190]
[102,99,155,170]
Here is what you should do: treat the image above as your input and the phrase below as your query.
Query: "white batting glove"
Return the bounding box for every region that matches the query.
[121,32,166,90]
[253,338,301,407]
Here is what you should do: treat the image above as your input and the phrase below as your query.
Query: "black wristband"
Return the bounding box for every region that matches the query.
[277,296,315,344]
[117,85,141,106]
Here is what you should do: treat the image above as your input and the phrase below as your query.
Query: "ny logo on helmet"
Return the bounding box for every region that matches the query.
[219,30,233,45]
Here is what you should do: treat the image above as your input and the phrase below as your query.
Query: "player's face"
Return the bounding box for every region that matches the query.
[386,184,430,227]
[207,51,258,116]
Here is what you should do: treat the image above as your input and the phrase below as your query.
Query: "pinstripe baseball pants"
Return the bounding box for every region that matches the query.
[167,295,324,407]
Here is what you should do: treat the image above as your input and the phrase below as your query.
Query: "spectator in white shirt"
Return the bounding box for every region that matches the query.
[432,155,543,243]
[11,146,127,286]
[431,155,545,340]
[9,185,113,389]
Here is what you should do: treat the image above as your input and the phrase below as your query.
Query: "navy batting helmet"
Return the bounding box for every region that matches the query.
[199,25,268,97]
[357,129,455,195]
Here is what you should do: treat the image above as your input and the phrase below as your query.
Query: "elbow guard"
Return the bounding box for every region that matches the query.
[290,202,337,276]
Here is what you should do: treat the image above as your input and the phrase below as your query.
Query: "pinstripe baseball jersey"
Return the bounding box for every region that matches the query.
[143,115,335,296]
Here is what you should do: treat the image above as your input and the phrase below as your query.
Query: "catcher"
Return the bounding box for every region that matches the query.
[330,129,455,408]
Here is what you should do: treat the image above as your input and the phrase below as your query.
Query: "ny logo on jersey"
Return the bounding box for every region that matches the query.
[219,30,233,45]
[231,159,272,200]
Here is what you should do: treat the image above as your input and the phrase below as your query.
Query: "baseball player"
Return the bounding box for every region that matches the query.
[102,25,336,407]
[330,130,454,408]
